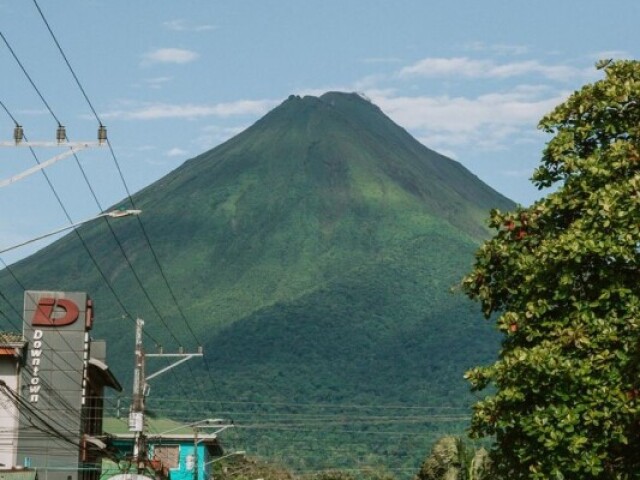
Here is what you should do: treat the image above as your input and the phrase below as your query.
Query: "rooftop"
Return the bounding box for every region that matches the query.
[0,332,23,345]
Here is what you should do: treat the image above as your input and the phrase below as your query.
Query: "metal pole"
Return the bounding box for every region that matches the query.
[130,318,146,473]
[193,428,199,480]
[0,209,141,255]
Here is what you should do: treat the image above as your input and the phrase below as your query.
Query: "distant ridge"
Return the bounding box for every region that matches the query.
[0,92,514,474]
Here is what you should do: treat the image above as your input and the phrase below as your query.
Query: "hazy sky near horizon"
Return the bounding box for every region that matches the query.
[0,1,638,264]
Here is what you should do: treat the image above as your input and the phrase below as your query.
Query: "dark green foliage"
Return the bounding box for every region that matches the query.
[0,92,513,475]
[463,61,640,479]
[311,470,396,480]
[415,437,490,480]
[212,455,295,480]
[416,436,465,480]
[312,471,358,480]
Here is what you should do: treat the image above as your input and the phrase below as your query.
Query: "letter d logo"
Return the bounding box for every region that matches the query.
[32,297,79,327]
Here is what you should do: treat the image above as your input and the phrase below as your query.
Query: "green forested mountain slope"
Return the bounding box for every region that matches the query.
[0,92,513,474]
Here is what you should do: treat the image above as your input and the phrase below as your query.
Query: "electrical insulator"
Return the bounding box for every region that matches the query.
[56,125,66,143]
[178,346,184,354]
[98,125,107,144]
[197,345,203,354]
[13,125,23,144]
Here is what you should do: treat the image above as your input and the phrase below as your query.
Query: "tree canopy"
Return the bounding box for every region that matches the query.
[415,436,490,480]
[462,60,640,479]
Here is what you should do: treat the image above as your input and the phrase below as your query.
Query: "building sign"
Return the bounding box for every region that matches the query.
[17,290,119,480]
[28,329,43,402]
[32,297,80,327]
[27,296,84,402]
[21,292,92,405]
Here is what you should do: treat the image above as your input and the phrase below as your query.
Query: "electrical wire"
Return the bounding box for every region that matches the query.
[0,31,199,408]
[31,0,102,126]
[0,98,164,349]
[143,396,471,410]
[28,0,200,348]
[26,0,221,405]
[0,285,90,392]
[0,308,116,432]
[0,30,61,126]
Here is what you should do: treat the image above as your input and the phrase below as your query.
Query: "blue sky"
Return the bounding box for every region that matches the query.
[0,0,638,264]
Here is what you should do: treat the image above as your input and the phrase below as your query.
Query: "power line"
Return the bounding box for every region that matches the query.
[19,3,220,412]
[143,397,471,410]
[0,30,61,125]
[0,271,99,396]
[12,5,224,432]
[0,25,182,355]
[31,0,102,126]
[0,99,164,348]
[28,0,202,352]
[26,1,220,399]
[0,304,118,433]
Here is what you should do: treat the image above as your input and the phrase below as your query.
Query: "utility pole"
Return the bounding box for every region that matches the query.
[193,428,199,480]
[130,318,146,473]
[127,318,203,475]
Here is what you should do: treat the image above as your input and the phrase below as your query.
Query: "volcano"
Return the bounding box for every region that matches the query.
[0,92,513,473]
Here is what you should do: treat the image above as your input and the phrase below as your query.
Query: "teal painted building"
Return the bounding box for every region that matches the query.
[110,434,223,480]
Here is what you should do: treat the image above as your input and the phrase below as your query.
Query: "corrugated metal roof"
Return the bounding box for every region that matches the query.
[0,470,37,480]
[0,332,23,344]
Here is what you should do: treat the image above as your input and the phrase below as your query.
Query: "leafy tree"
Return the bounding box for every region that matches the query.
[213,455,295,480]
[462,59,640,479]
[416,436,464,480]
[415,436,490,480]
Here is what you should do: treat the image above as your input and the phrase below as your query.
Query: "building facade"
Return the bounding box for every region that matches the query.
[0,333,26,469]
[0,291,121,480]
[110,434,222,480]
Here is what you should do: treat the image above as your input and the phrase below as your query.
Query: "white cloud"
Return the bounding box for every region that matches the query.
[353,75,390,91]
[143,77,172,89]
[372,90,563,132]
[367,87,568,152]
[163,19,216,32]
[398,57,589,82]
[166,147,188,157]
[142,48,199,65]
[103,99,278,120]
[399,57,487,78]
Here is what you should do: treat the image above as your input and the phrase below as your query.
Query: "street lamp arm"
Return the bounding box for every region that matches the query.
[0,209,141,255]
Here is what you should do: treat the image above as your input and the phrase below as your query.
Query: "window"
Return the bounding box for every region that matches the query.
[153,445,179,469]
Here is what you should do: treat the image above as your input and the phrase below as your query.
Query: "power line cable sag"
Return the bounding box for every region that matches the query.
[24,5,219,405]
[31,0,102,126]
[29,0,205,352]
[0,32,182,379]
[23,8,224,414]
[0,30,61,125]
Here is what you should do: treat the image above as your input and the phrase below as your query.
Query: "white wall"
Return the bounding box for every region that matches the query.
[0,356,20,469]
